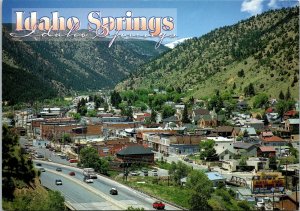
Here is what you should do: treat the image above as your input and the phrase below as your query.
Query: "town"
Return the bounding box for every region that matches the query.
[3,87,299,210]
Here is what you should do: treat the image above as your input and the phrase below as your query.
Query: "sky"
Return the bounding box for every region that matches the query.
[3,0,298,40]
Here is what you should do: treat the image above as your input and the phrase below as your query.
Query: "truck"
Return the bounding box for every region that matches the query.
[83,168,97,179]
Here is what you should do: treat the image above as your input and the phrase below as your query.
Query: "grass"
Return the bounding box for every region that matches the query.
[155,161,172,170]
[116,176,190,209]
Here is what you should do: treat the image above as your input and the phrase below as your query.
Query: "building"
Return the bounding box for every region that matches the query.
[213,126,234,138]
[257,146,276,158]
[246,157,269,171]
[284,118,300,134]
[233,126,257,138]
[116,145,154,164]
[261,136,287,154]
[252,172,285,193]
[233,142,258,157]
[206,172,226,187]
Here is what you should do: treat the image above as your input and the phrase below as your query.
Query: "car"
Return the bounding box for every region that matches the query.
[56,168,62,172]
[84,177,93,183]
[55,179,62,185]
[69,171,75,176]
[39,168,46,172]
[110,188,118,195]
[36,163,42,166]
[141,169,148,173]
[130,171,140,176]
[153,201,165,210]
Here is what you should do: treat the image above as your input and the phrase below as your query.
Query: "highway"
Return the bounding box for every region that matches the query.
[35,160,181,210]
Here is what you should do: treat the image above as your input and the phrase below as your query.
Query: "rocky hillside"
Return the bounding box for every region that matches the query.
[3,24,168,104]
[117,7,299,100]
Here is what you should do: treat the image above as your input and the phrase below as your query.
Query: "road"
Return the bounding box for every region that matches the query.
[35,160,181,210]
[40,169,121,210]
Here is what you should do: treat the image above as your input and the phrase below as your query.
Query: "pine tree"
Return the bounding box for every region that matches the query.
[150,109,157,123]
[182,104,190,123]
[285,87,291,100]
[279,90,285,100]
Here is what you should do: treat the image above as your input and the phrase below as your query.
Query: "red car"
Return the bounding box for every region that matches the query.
[153,201,165,210]
[69,171,75,176]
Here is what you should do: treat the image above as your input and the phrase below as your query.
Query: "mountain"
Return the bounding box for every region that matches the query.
[164,37,192,49]
[117,7,299,100]
[2,25,168,104]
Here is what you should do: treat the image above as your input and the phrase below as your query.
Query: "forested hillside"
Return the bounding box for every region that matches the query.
[117,7,299,99]
[3,24,168,104]
[2,125,65,210]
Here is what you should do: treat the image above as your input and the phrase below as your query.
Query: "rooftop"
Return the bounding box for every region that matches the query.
[206,172,225,181]
[259,146,276,152]
[117,145,154,156]
[262,136,284,142]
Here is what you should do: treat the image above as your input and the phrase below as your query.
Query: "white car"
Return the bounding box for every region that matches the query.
[84,178,94,183]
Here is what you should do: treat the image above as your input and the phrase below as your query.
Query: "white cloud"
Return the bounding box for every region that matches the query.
[268,0,279,9]
[241,0,264,16]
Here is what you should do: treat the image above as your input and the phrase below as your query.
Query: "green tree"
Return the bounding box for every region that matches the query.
[162,105,176,119]
[186,170,213,210]
[262,113,269,126]
[111,91,122,108]
[285,87,291,100]
[232,82,236,90]
[199,140,217,161]
[182,104,190,123]
[2,125,36,200]
[79,146,109,175]
[62,133,72,144]
[253,93,269,109]
[239,156,248,171]
[279,90,285,100]
[168,161,191,184]
[150,109,157,123]
[269,156,277,170]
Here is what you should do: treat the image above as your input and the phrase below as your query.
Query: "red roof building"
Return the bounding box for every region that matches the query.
[257,146,276,157]
[284,110,298,120]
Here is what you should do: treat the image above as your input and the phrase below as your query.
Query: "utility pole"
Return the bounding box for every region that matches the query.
[285,161,288,190]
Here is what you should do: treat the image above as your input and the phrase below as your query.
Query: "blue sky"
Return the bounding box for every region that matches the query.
[3,0,298,39]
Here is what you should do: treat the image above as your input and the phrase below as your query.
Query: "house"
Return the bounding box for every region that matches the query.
[199,115,217,128]
[207,136,235,155]
[246,157,269,171]
[191,108,210,123]
[116,145,154,164]
[233,126,257,138]
[222,159,239,172]
[284,118,300,134]
[237,101,248,110]
[290,135,300,148]
[218,149,235,160]
[261,136,287,148]
[244,118,264,130]
[257,146,276,158]
[241,137,262,145]
[162,116,179,125]
[233,142,258,157]
[213,126,234,138]
[283,110,298,120]
[133,113,151,122]
[205,172,226,187]
[261,131,274,138]
[275,192,299,211]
